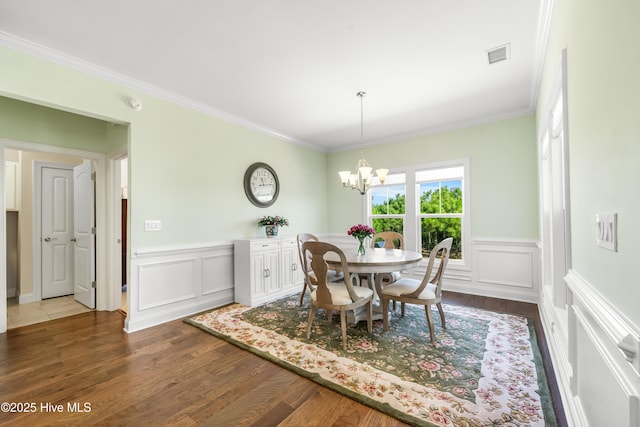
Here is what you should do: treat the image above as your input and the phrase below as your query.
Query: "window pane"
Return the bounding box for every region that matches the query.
[372,218,404,236]
[419,180,462,214]
[420,182,440,213]
[371,185,405,214]
[420,218,462,259]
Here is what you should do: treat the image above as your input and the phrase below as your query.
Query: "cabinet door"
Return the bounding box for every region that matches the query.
[264,250,281,294]
[281,243,302,290]
[250,251,268,299]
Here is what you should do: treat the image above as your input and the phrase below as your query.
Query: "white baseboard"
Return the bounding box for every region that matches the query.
[538,291,575,424]
[18,292,39,304]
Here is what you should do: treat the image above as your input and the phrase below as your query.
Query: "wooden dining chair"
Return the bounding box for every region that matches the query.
[302,241,373,350]
[371,231,404,250]
[296,233,343,306]
[376,237,453,344]
[370,231,405,308]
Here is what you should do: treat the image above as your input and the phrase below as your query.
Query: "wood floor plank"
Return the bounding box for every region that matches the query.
[0,292,566,427]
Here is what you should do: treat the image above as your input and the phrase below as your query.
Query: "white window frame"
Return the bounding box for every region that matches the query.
[365,158,470,271]
[369,172,406,239]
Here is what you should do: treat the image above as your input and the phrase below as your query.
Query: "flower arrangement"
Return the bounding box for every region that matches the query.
[348,224,375,255]
[347,224,375,239]
[258,215,289,227]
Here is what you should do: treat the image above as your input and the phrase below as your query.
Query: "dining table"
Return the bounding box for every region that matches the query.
[324,247,423,323]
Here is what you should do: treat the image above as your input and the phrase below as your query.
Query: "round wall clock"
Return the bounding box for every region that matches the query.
[243,162,280,207]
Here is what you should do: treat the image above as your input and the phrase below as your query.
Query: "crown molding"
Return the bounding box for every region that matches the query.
[328,107,534,153]
[0,31,326,152]
[529,0,557,110]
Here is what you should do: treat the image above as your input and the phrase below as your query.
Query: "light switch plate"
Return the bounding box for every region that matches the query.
[144,220,162,232]
[596,213,617,251]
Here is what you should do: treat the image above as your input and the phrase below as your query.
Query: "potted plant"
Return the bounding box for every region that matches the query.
[258,215,289,238]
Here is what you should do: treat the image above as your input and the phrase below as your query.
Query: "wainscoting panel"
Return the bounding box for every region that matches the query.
[125,242,235,333]
[325,235,539,303]
[462,239,540,302]
[138,258,197,310]
[476,249,532,288]
[554,270,640,427]
[202,253,234,296]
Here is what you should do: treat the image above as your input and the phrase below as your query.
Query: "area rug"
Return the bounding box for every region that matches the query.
[185,294,557,427]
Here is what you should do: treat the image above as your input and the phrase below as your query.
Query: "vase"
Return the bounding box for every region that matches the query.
[357,236,366,255]
[265,224,279,238]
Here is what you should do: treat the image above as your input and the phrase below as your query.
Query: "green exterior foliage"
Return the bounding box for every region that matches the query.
[372,186,463,258]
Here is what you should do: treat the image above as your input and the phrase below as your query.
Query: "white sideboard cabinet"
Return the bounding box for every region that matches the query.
[234,237,304,307]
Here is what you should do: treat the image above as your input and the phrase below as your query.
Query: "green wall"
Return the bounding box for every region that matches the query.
[327,115,539,240]
[0,46,328,248]
[537,0,640,325]
[0,96,114,152]
[125,96,327,245]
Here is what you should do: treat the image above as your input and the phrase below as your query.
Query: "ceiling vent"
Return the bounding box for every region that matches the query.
[486,43,510,65]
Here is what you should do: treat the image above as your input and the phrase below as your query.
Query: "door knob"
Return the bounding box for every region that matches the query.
[44,237,51,242]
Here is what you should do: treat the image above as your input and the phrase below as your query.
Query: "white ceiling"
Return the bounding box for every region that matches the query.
[0,0,547,152]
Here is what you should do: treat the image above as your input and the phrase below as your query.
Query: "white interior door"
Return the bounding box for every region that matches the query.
[73,162,95,308]
[41,167,74,298]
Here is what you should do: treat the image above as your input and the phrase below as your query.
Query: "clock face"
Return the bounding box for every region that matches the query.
[243,162,279,207]
[250,167,276,201]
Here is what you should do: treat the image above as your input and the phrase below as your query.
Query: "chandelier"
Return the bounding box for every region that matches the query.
[338,91,388,195]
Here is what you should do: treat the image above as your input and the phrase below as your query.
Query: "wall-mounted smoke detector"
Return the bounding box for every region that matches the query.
[128,97,143,111]
[486,43,510,65]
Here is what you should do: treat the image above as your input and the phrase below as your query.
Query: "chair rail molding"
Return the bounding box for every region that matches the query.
[125,241,235,333]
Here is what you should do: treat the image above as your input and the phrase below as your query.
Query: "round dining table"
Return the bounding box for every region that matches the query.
[324,247,423,323]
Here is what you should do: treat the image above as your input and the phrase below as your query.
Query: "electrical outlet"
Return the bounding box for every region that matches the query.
[596,213,616,251]
[144,220,162,232]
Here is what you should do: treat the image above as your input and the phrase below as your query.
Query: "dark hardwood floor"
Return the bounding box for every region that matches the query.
[0,292,567,426]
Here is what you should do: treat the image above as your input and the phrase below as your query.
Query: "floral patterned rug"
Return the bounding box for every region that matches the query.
[185,294,557,427]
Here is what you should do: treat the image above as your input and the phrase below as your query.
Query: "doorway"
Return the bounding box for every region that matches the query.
[2,144,122,331]
[5,153,92,328]
[34,161,96,308]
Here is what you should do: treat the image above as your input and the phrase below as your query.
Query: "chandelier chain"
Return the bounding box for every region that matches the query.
[358,91,366,159]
